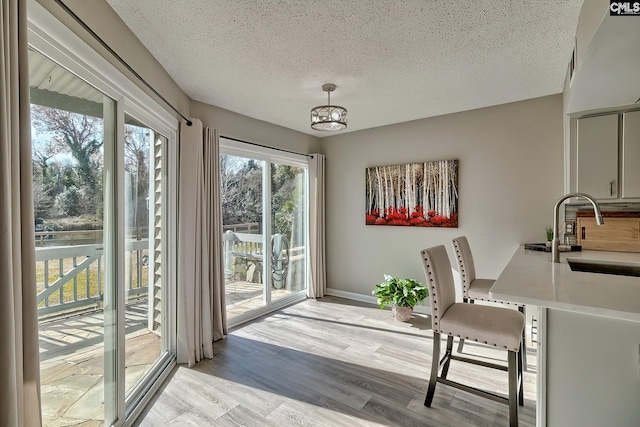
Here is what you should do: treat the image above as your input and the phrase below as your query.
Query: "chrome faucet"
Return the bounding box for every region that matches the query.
[552,193,604,263]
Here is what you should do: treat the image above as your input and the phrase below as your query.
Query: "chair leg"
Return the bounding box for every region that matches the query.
[508,350,519,427]
[518,343,524,406]
[519,305,528,372]
[425,332,441,407]
[457,298,470,353]
[441,335,454,379]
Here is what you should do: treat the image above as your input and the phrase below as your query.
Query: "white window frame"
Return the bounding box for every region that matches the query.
[220,137,309,327]
[27,1,178,426]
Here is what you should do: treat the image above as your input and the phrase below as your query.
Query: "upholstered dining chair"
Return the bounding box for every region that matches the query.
[452,236,528,370]
[420,245,524,427]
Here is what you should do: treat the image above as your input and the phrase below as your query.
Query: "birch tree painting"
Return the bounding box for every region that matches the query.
[365,159,458,227]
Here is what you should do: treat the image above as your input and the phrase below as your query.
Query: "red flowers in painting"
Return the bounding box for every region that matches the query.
[409,217,428,226]
[365,206,458,228]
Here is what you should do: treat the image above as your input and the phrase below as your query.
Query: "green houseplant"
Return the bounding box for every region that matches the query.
[545,225,554,246]
[372,274,429,321]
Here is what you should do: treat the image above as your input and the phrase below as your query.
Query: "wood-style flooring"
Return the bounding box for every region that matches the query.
[135,296,536,426]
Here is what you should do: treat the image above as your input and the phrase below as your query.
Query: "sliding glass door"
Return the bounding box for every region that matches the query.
[30,47,116,424]
[29,27,177,427]
[122,113,173,408]
[270,162,307,304]
[221,154,267,317]
[221,140,308,324]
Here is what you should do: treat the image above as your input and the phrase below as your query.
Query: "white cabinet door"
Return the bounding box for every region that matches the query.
[576,114,619,199]
[622,110,640,198]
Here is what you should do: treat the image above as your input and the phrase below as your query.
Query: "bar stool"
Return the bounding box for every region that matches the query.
[420,245,524,427]
[452,236,528,370]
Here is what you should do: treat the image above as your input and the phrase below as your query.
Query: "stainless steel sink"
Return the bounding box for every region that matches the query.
[566,258,640,277]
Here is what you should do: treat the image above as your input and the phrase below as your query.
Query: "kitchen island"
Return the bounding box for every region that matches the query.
[491,246,640,427]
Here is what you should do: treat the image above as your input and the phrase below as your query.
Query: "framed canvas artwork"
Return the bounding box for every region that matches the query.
[365,159,458,227]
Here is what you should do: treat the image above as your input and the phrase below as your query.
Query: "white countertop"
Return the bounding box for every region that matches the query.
[491,246,640,322]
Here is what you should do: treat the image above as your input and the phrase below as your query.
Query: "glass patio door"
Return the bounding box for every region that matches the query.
[221,153,267,318]
[220,139,308,325]
[270,162,307,305]
[122,112,174,412]
[29,38,176,426]
[30,47,118,425]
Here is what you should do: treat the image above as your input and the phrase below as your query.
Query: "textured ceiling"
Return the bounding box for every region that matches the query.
[106,0,584,137]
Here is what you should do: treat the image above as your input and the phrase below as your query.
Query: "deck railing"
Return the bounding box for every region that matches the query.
[36,240,149,318]
[222,222,260,234]
[223,231,307,289]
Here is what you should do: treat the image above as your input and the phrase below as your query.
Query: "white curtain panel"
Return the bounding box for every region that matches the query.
[177,120,227,367]
[177,119,212,366]
[308,153,327,298]
[0,0,43,424]
[204,127,227,341]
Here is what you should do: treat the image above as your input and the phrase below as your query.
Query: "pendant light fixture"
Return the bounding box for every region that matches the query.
[310,83,347,131]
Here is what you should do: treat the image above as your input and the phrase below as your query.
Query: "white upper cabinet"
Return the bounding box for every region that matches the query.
[575,111,640,201]
[576,114,619,199]
[622,111,640,198]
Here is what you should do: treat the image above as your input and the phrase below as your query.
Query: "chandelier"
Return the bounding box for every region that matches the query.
[310,83,347,131]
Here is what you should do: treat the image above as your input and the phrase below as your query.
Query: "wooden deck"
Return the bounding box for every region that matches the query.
[225,280,300,319]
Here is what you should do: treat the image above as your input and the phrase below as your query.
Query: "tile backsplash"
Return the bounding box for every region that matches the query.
[564,202,640,245]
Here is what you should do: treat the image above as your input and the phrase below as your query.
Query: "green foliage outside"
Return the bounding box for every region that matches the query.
[221,155,304,245]
[272,164,303,243]
[31,105,105,222]
[55,186,82,217]
[31,104,151,234]
[31,102,153,311]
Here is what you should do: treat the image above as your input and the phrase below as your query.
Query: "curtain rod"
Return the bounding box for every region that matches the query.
[221,136,314,159]
[53,0,193,126]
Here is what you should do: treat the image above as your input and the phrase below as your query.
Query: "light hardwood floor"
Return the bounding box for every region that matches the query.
[135,296,536,426]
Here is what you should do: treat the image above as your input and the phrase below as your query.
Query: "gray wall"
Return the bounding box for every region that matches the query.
[322,95,564,297]
[191,101,320,154]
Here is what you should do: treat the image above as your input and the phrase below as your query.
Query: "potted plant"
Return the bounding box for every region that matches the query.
[372,274,429,321]
[545,225,554,247]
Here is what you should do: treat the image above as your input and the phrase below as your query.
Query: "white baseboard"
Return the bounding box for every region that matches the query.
[325,288,431,315]
[325,288,376,304]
